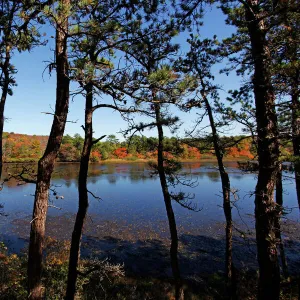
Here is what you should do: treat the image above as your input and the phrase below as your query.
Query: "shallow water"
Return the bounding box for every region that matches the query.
[0,161,299,275]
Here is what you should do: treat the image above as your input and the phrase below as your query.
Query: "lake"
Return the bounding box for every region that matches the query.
[0,161,300,276]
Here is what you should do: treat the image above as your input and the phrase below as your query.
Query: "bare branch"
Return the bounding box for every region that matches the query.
[92,135,106,145]
[87,189,101,200]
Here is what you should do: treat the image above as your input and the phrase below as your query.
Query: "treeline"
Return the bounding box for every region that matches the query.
[3,132,260,162]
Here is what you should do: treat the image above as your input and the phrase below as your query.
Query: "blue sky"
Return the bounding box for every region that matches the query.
[5,5,241,140]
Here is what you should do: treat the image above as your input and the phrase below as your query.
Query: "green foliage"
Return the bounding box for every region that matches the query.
[0,1,49,97]
[148,65,176,86]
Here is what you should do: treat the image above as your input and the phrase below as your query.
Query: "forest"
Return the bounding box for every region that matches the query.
[0,0,299,300]
[2,132,257,162]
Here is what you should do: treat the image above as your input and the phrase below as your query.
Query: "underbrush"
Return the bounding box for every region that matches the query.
[0,241,299,299]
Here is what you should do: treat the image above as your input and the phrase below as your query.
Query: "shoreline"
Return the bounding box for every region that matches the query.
[3,157,251,164]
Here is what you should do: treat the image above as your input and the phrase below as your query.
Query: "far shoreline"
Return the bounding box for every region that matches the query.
[2,157,252,164]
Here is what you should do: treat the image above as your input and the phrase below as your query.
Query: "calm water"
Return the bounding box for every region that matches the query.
[0,161,299,254]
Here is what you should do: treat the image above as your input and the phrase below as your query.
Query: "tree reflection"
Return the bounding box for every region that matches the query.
[205,172,220,182]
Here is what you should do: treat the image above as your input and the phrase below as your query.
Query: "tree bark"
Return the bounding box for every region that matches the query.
[154,103,183,300]
[245,2,280,299]
[0,6,13,179]
[66,83,93,299]
[0,58,9,179]
[27,1,70,298]
[202,94,235,296]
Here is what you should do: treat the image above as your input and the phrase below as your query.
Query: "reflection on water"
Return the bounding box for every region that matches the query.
[1,161,243,187]
[0,161,299,253]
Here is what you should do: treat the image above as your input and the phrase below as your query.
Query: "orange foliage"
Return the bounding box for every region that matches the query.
[145,150,158,159]
[227,141,254,159]
[188,146,201,159]
[163,151,174,160]
[228,147,240,157]
[239,149,254,159]
[113,147,128,159]
[3,133,48,161]
[90,150,102,162]
[136,153,145,159]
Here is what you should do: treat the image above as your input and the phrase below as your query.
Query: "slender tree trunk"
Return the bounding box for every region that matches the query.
[154,103,183,300]
[291,71,300,210]
[276,163,283,207]
[27,2,70,298]
[202,94,235,297]
[66,84,93,299]
[0,69,9,179]
[245,2,280,299]
[0,23,12,179]
[275,163,289,278]
[206,106,234,282]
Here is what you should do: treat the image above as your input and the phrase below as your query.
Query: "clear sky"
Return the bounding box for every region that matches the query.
[5,5,241,141]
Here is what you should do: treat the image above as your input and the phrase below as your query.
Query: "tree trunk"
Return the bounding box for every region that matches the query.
[245,2,280,299]
[291,71,300,210]
[276,163,283,207]
[66,84,93,299]
[202,94,235,297]
[154,103,183,300]
[0,23,12,179]
[0,68,9,179]
[275,163,289,279]
[27,1,70,298]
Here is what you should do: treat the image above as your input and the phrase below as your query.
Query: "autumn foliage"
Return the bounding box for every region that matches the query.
[227,140,254,159]
[3,132,48,162]
[90,150,102,162]
[113,147,128,159]
[1,132,261,162]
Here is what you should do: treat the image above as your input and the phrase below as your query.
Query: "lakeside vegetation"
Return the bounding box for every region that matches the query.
[4,132,259,163]
[0,239,298,300]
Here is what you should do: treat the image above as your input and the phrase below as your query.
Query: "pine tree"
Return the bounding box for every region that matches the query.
[0,0,52,177]
[27,1,71,298]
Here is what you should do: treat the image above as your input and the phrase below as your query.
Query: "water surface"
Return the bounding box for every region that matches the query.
[0,161,299,275]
